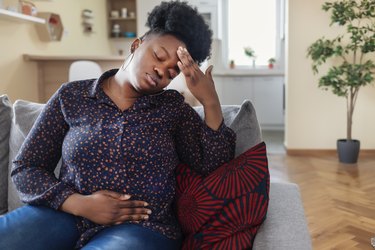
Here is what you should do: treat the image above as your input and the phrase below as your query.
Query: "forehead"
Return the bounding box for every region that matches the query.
[145,34,186,51]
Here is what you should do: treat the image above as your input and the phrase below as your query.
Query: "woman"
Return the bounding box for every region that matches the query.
[0,1,236,249]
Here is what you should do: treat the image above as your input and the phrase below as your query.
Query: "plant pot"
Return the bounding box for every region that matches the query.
[337,139,360,164]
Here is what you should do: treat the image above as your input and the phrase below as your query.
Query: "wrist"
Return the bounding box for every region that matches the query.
[200,94,220,108]
[60,193,86,216]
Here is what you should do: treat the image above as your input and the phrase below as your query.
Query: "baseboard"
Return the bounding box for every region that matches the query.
[286,149,375,157]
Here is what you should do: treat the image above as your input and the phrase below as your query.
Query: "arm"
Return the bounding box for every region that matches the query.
[175,101,236,176]
[11,85,76,209]
[177,46,222,130]
[175,46,236,176]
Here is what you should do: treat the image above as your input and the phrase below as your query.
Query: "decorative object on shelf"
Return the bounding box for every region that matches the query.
[35,12,63,41]
[110,10,119,18]
[121,7,127,18]
[112,23,120,37]
[244,46,256,68]
[19,0,37,16]
[129,11,135,18]
[268,58,276,69]
[124,31,135,38]
[82,9,94,33]
[307,0,375,164]
[229,60,235,69]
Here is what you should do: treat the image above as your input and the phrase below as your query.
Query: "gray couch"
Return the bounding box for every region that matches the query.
[0,94,312,249]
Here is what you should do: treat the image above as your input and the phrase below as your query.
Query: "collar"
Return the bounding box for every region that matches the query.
[85,68,119,99]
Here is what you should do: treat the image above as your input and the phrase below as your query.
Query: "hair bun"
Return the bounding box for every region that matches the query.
[145,1,212,64]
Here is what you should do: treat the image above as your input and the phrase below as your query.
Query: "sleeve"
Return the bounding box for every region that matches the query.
[11,86,76,210]
[175,102,236,176]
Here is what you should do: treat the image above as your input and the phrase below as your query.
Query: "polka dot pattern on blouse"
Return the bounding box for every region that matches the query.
[11,69,236,248]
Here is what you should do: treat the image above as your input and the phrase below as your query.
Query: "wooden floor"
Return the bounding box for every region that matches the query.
[268,152,375,250]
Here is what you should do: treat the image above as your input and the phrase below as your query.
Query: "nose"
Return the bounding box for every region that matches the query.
[153,66,164,79]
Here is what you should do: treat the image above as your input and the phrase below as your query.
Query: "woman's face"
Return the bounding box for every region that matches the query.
[127,34,186,94]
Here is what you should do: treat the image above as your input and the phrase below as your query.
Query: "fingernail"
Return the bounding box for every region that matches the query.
[143,215,149,220]
[183,48,188,52]
[144,202,149,206]
[123,194,131,199]
[147,210,152,214]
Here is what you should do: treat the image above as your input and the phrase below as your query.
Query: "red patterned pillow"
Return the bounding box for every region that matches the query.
[175,142,269,249]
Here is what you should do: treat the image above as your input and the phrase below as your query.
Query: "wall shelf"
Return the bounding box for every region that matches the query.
[0,9,45,24]
[109,17,136,21]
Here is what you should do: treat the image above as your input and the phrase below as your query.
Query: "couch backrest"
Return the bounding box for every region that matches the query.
[1,98,262,213]
[0,95,12,214]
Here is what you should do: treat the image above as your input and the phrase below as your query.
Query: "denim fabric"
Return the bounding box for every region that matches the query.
[82,224,182,250]
[0,205,79,250]
[0,205,182,250]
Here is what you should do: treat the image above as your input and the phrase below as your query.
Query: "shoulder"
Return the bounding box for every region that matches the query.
[57,79,95,99]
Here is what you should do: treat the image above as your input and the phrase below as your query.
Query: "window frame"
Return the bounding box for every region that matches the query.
[219,0,285,71]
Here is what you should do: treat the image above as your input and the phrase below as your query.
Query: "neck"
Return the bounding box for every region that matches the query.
[110,73,141,99]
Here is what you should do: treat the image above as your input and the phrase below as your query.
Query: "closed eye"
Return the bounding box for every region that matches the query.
[154,51,161,61]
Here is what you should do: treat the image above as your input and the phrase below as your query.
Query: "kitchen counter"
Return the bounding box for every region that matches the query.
[212,68,284,77]
[24,54,125,62]
[24,54,124,102]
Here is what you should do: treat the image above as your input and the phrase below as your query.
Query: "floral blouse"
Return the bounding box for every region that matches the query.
[11,69,236,248]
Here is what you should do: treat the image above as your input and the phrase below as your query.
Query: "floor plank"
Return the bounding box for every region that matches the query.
[267,152,375,250]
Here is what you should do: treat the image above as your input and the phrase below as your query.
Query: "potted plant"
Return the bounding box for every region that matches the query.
[244,47,256,68]
[307,0,375,164]
[268,58,276,69]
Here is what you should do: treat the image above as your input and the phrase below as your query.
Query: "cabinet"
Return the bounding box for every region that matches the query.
[189,0,219,38]
[35,12,63,41]
[106,0,137,39]
[214,75,285,130]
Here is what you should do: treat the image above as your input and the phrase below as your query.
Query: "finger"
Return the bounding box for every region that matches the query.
[205,65,214,77]
[117,200,149,208]
[119,207,152,215]
[102,190,131,200]
[177,60,197,81]
[177,47,197,70]
[118,214,150,222]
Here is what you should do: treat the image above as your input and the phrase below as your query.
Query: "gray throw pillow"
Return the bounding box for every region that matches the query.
[8,100,45,211]
[0,95,12,214]
[194,99,262,156]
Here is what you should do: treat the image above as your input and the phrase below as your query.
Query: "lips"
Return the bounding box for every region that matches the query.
[146,73,158,87]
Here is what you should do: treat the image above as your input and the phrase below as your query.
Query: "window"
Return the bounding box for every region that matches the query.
[221,0,285,68]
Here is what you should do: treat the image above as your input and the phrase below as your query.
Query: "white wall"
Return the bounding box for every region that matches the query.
[0,0,112,102]
[286,0,375,150]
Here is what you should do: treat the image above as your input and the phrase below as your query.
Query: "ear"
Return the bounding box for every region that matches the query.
[130,38,142,53]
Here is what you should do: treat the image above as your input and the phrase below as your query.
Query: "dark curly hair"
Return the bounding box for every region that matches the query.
[142,1,212,64]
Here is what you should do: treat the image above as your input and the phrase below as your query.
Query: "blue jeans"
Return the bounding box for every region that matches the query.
[0,205,182,250]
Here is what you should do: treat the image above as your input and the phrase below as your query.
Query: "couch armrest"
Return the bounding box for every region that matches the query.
[253,182,312,250]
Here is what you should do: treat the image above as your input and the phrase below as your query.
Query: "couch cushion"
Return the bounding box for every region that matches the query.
[253,182,312,250]
[0,95,12,214]
[194,100,262,156]
[8,100,45,211]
